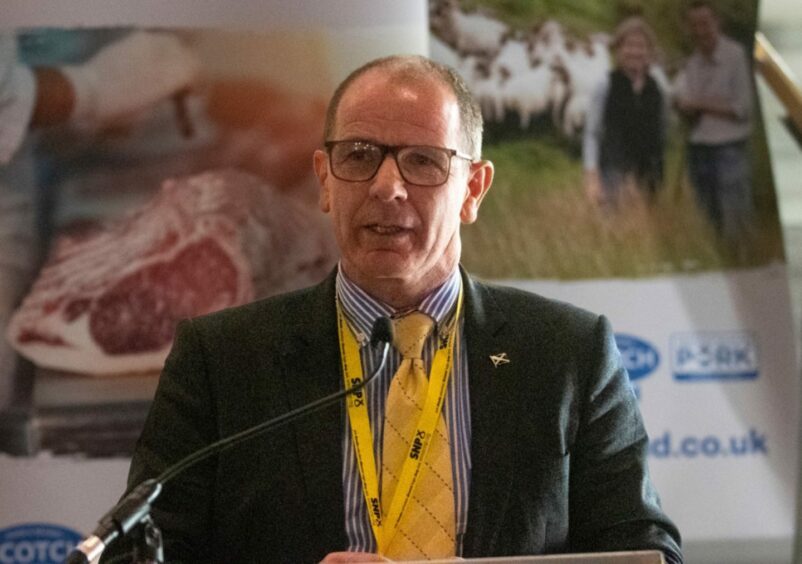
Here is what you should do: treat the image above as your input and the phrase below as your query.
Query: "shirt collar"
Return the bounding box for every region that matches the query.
[335,264,461,346]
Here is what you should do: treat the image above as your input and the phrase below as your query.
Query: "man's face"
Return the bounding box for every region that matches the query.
[687,6,720,56]
[314,69,491,299]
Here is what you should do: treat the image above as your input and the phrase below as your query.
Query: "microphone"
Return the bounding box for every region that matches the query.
[66,316,394,564]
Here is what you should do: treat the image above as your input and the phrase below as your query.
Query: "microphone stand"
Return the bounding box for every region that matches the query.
[66,318,394,564]
[131,516,162,564]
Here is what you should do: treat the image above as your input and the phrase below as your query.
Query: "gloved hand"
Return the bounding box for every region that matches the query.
[61,31,200,128]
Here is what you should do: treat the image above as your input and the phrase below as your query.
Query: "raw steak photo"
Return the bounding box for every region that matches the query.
[5,169,337,375]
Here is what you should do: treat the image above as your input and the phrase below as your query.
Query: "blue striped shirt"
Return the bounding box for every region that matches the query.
[336,267,472,555]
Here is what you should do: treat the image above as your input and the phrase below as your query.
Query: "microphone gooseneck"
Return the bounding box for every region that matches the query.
[67,316,394,563]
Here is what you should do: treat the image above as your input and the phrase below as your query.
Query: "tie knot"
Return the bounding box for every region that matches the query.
[392,312,434,359]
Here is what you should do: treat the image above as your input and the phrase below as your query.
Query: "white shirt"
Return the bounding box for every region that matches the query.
[674,34,753,145]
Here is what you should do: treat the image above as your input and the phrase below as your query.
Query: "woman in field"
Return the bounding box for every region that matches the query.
[583,17,668,210]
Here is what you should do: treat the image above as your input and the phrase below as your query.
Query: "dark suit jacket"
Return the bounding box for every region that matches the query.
[103,269,682,563]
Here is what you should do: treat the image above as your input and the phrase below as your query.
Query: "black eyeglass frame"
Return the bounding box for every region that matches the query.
[324,140,475,187]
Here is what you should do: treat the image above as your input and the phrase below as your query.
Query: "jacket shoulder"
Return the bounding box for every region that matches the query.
[179,276,334,349]
[471,278,602,336]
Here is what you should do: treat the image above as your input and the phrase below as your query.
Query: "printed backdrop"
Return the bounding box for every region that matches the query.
[0,0,797,562]
[427,0,798,558]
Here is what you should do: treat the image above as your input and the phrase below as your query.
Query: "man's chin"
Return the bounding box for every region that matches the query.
[342,253,416,282]
[359,259,413,281]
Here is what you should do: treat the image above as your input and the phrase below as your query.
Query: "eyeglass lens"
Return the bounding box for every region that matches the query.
[329,141,452,186]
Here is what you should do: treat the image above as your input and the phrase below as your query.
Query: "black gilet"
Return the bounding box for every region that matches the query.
[599,68,664,172]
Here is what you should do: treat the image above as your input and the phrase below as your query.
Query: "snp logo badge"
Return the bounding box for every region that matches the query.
[615,334,660,382]
[670,331,759,381]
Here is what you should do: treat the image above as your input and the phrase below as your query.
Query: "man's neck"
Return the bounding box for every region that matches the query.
[339,265,456,311]
[699,35,720,60]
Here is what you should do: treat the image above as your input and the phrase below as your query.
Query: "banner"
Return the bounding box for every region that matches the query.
[0,0,797,562]
[428,0,798,559]
[0,0,428,557]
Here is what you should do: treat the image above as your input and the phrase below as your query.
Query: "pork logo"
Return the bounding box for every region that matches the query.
[670,331,759,381]
[0,523,82,564]
[615,334,660,381]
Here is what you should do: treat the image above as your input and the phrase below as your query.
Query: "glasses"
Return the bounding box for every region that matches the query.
[324,140,473,187]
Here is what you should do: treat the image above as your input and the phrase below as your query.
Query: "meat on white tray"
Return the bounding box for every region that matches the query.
[6,169,337,375]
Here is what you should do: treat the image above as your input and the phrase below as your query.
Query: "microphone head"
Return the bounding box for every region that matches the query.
[370,316,394,348]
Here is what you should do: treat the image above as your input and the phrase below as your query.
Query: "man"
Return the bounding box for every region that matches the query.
[674,0,754,249]
[104,55,682,563]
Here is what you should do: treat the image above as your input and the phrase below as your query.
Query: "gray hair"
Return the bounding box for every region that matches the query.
[323,55,484,160]
[611,16,658,53]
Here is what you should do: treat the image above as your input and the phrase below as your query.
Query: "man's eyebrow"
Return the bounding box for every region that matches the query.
[331,137,380,145]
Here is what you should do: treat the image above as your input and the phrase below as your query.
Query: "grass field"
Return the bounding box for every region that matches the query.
[461,127,785,280]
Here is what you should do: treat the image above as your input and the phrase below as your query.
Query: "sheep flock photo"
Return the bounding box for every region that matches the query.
[429,0,784,279]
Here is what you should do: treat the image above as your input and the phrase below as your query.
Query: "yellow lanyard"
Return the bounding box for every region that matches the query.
[337,287,463,554]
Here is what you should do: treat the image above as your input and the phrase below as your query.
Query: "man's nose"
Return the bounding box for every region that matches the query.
[369,154,408,201]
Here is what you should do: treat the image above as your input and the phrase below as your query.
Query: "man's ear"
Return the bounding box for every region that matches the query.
[314,149,331,213]
[460,160,494,224]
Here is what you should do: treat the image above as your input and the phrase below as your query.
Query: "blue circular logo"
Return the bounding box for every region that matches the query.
[0,523,82,564]
[615,333,660,381]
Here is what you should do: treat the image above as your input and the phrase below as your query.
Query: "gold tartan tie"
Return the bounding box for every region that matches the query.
[381,312,456,560]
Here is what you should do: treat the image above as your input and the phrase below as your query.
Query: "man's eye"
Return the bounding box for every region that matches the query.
[403,150,446,171]
[408,153,435,166]
[341,146,377,163]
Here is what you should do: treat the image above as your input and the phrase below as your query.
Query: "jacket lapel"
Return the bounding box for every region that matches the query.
[276,271,348,551]
[461,271,520,557]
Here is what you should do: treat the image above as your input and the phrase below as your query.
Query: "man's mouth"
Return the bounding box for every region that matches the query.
[366,224,409,235]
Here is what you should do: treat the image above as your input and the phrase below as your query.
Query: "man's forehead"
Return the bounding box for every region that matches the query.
[343,67,452,106]
[333,69,460,141]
